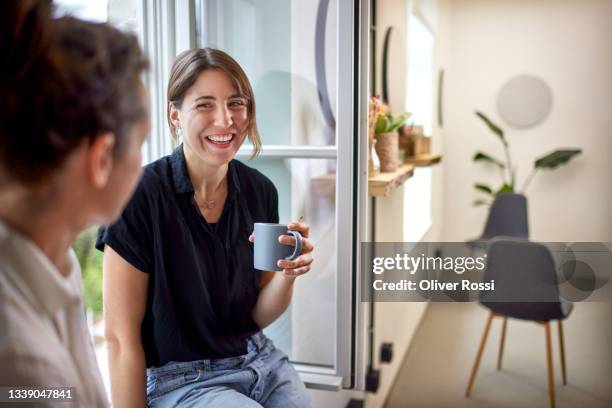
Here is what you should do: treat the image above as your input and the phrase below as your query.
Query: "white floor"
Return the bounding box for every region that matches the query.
[385,302,612,408]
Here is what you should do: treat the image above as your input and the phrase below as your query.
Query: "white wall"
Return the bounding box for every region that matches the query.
[441,0,612,242]
[375,0,408,111]
[365,187,442,408]
[364,0,448,407]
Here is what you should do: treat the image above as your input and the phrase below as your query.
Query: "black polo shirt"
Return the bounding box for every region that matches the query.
[95,145,278,368]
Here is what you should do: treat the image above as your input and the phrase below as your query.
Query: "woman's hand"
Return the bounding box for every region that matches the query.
[277,220,314,277]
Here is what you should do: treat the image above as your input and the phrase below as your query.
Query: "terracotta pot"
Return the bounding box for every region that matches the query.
[375,132,399,172]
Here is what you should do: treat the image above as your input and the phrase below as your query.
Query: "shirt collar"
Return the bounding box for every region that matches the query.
[170,144,241,196]
[0,219,81,316]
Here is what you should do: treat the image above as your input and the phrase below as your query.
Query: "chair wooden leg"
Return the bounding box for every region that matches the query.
[545,322,556,408]
[465,312,494,397]
[497,317,508,370]
[558,320,567,385]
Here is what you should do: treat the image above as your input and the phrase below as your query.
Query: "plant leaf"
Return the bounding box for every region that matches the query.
[474,183,494,195]
[388,115,400,129]
[388,113,411,133]
[475,111,506,145]
[534,149,582,169]
[375,115,389,133]
[473,151,506,168]
[473,199,490,207]
[496,183,514,194]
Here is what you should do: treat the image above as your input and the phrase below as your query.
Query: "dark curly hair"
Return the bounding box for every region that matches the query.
[0,0,148,185]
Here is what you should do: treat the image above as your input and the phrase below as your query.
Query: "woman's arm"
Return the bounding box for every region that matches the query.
[252,272,296,328]
[103,245,149,408]
[251,221,314,328]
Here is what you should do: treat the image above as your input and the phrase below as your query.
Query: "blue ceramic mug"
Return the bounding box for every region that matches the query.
[253,223,303,271]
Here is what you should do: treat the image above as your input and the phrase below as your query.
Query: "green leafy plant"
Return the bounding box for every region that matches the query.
[375,112,411,134]
[73,226,103,317]
[473,111,582,206]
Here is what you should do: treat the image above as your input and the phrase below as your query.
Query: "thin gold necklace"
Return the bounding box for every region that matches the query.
[194,179,226,210]
[194,192,216,210]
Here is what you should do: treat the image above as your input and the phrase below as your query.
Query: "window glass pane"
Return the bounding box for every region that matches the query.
[54,0,108,22]
[406,13,434,135]
[239,157,337,367]
[107,0,142,33]
[404,8,434,241]
[198,0,338,147]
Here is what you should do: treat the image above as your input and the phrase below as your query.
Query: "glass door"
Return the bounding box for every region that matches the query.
[195,0,368,390]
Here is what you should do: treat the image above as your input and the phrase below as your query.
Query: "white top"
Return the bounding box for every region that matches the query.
[0,220,109,407]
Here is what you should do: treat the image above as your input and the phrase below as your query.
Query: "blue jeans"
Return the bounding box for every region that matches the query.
[146,332,313,407]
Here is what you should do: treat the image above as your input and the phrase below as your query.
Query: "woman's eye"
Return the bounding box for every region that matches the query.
[229,100,246,108]
[197,103,212,109]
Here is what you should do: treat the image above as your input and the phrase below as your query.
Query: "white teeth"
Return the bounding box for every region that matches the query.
[207,134,233,143]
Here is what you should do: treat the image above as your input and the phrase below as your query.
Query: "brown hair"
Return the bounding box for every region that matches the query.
[167,48,261,157]
[0,1,148,185]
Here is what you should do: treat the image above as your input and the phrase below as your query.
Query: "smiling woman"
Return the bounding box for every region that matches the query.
[170,69,249,168]
[167,48,261,158]
[96,48,315,407]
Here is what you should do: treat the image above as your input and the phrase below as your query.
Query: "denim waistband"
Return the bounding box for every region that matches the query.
[247,330,268,352]
[146,332,268,378]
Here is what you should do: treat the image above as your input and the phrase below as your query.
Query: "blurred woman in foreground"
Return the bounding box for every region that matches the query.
[0,1,149,405]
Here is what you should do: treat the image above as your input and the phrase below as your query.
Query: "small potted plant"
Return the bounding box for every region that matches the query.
[374,108,411,172]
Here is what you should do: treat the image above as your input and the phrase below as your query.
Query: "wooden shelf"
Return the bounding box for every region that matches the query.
[311,164,416,198]
[368,164,415,197]
[404,153,442,166]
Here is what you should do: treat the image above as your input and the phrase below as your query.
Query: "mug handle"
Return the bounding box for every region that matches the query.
[285,230,303,261]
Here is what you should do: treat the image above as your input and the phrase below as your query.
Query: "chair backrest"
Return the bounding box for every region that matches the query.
[481,193,529,240]
[480,239,566,321]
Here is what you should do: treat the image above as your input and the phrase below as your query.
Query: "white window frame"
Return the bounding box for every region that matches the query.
[139,0,196,164]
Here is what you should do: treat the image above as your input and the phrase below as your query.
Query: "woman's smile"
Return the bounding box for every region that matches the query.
[203,132,236,149]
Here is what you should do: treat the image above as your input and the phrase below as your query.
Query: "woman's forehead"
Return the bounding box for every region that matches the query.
[185,69,242,101]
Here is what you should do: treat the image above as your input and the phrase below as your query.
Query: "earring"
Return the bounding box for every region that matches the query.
[176,126,183,143]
